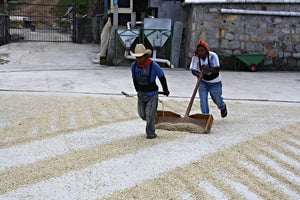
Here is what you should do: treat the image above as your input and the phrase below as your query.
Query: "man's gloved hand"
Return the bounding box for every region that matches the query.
[163,90,170,96]
[202,65,220,73]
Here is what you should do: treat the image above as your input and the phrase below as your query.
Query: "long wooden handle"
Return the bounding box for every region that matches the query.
[184,75,202,117]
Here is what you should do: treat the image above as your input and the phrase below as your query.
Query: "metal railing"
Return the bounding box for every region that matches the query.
[8,2,74,42]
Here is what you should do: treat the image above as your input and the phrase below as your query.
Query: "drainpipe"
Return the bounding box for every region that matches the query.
[220,8,300,16]
[182,0,300,5]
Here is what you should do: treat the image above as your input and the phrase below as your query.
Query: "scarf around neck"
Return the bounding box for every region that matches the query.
[137,58,152,73]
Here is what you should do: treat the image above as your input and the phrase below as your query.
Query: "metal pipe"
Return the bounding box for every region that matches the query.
[127,21,142,29]
[182,0,300,5]
[152,58,174,69]
[152,49,174,68]
[220,8,300,16]
[124,50,136,60]
[104,0,108,15]
[124,50,174,68]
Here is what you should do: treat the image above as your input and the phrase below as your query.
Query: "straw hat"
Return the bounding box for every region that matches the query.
[130,44,152,57]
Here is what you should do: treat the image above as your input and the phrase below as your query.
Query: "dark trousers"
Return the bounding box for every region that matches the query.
[137,92,158,137]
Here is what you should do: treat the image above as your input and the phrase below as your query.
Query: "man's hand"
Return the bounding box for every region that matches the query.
[201,65,210,72]
[163,90,170,96]
[192,70,202,78]
[202,65,220,73]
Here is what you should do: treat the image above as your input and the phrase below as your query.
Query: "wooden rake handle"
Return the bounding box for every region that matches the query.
[184,75,202,117]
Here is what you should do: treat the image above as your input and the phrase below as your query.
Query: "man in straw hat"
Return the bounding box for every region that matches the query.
[130,43,170,139]
[190,39,227,118]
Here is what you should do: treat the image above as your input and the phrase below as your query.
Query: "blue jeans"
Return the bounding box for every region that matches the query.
[137,92,158,137]
[198,81,226,114]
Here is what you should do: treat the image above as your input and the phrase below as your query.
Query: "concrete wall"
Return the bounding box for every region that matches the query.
[182,3,300,71]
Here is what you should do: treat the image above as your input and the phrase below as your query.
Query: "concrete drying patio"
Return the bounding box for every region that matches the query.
[0,42,299,199]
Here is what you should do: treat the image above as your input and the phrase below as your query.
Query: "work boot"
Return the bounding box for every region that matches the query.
[221,105,227,118]
[146,134,157,139]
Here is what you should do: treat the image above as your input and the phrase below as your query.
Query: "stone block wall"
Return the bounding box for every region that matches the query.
[183,3,300,71]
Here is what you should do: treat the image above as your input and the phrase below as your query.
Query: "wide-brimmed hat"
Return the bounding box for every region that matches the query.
[130,44,152,57]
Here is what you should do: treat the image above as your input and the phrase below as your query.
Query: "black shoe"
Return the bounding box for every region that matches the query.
[146,134,157,139]
[221,105,227,118]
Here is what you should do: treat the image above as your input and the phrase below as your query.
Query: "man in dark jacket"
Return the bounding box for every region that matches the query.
[130,44,170,139]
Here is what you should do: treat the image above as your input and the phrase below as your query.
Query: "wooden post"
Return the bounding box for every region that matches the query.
[113,4,118,27]
[4,0,8,13]
[131,12,136,29]
[72,0,77,43]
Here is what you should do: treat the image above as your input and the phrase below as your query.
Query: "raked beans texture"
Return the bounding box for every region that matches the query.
[0,94,299,199]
